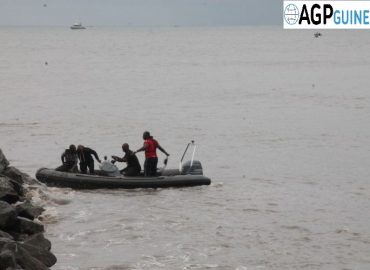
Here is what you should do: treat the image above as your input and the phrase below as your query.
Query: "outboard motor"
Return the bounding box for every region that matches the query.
[179,141,204,175]
[181,160,203,175]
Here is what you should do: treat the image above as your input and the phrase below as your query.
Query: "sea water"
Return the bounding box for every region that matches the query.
[0,26,370,269]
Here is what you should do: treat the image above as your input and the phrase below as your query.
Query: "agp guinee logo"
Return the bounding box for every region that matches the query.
[284,4,300,25]
[284,1,370,29]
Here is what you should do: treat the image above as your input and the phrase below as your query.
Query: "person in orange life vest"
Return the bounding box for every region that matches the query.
[134,131,169,176]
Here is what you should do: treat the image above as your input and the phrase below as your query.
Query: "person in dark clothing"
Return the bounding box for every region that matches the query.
[77,145,101,174]
[112,143,141,176]
[56,144,78,172]
[134,131,169,177]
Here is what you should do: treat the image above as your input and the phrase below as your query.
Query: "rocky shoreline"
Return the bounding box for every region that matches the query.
[0,149,57,270]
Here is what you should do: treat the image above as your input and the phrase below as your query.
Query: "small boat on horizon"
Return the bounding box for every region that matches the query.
[314,32,322,38]
[70,22,86,30]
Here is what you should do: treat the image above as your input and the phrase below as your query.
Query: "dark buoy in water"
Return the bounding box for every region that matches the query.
[314,32,322,38]
[43,3,47,7]
[45,61,48,65]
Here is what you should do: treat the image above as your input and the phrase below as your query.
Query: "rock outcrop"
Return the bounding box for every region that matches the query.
[0,149,57,270]
[0,150,9,173]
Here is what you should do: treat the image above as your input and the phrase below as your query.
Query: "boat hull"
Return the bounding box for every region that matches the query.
[70,26,86,30]
[36,168,211,189]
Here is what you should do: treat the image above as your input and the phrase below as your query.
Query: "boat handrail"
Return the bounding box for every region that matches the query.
[179,140,196,173]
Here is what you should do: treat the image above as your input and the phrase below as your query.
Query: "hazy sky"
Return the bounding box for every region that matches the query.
[0,0,282,26]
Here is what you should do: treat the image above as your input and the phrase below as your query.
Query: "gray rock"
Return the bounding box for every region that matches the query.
[16,248,49,270]
[24,233,51,251]
[4,242,49,270]
[22,233,55,266]
[21,242,57,267]
[0,176,19,204]
[13,217,44,235]
[6,232,29,242]
[0,230,13,240]
[2,167,39,186]
[0,151,56,269]
[0,149,9,174]
[0,249,17,270]
[16,201,44,220]
[0,237,15,251]
[7,179,24,199]
[0,202,17,230]
[4,266,25,270]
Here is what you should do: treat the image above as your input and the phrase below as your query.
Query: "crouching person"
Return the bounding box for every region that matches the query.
[56,144,78,172]
[112,143,141,176]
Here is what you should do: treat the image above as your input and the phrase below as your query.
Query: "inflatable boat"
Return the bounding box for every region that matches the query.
[36,141,211,189]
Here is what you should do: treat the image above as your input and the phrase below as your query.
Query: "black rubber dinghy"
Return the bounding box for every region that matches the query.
[36,168,211,189]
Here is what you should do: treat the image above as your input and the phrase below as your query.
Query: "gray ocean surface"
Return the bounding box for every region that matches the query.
[1,26,370,270]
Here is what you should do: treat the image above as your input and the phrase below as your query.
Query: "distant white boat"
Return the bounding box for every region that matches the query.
[70,23,86,30]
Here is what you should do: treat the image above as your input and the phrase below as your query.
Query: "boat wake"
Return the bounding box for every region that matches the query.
[24,182,75,224]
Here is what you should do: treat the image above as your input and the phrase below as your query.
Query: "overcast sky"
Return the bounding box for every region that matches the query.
[0,0,282,26]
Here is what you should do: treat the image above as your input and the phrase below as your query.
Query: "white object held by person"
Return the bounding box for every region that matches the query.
[99,156,120,176]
